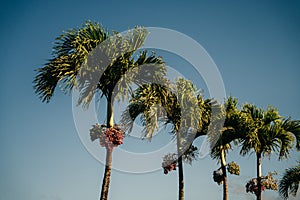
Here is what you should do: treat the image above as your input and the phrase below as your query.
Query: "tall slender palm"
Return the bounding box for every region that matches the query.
[122,78,212,200]
[211,97,243,200]
[240,104,300,200]
[168,79,202,200]
[33,21,166,200]
[279,162,300,199]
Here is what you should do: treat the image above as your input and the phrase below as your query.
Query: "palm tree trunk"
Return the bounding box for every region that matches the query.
[220,148,228,200]
[256,152,262,200]
[100,95,114,200]
[176,133,184,200]
[100,149,113,200]
[178,156,184,200]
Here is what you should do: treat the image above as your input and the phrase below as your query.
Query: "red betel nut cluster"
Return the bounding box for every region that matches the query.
[163,163,177,174]
[162,153,178,174]
[99,127,124,151]
[246,178,265,196]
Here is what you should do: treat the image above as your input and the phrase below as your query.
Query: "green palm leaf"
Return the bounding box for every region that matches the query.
[279,163,300,199]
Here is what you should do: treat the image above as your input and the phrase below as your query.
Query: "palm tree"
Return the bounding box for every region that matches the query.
[168,79,202,200]
[122,78,213,200]
[211,97,243,200]
[279,162,300,199]
[33,21,166,200]
[240,104,300,200]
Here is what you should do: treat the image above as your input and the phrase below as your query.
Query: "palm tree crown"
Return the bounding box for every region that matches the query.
[240,104,300,159]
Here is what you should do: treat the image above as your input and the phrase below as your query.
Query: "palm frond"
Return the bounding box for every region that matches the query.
[120,83,171,139]
[282,118,300,150]
[279,163,300,199]
[33,21,109,102]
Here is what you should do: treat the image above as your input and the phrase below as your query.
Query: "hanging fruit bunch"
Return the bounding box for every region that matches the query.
[90,124,124,151]
[213,168,224,185]
[246,178,265,196]
[246,172,278,196]
[227,161,240,175]
[213,161,240,185]
[261,172,278,191]
[162,153,177,174]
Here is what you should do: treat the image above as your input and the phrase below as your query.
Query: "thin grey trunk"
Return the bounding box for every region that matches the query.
[177,133,184,200]
[220,148,228,200]
[256,152,262,200]
[100,95,114,200]
[178,156,184,200]
[100,149,113,200]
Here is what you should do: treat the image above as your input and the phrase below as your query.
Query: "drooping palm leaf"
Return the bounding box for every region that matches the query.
[279,163,300,199]
[33,21,110,102]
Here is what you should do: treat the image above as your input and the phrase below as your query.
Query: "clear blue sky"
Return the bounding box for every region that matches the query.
[1,0,300,200]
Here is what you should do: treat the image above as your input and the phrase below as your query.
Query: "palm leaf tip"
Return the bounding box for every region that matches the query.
[33,64,60,102]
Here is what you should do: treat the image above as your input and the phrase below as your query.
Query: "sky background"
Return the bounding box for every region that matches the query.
[1,0,300,200]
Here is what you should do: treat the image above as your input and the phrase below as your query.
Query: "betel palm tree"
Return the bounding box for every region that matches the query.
[33,21,166,200]
[211,97,243,200]
[279,162,300,199]
[165,78,202,200]
[240,104,300,200]
[122,78,213,200]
